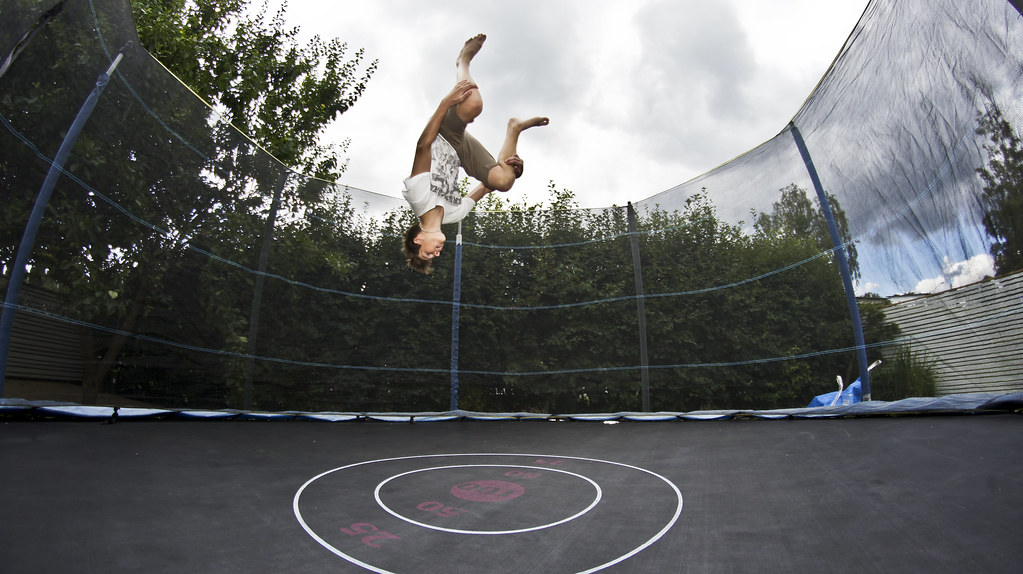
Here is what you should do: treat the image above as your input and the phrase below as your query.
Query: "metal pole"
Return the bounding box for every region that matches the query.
[0,50,126,395]
[789,122,872,400]
[0,1,69,81]
[449,222,464,411]
[627,203,651,411]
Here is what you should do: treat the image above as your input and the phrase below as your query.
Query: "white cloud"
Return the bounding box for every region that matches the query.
[265,0,869,207]
[913,254,996,294]
[855,281,881,297]
[914,276,948,295]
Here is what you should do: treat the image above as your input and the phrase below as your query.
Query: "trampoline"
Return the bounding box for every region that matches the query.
[3,1,1023,571]
[2,400,1022,573]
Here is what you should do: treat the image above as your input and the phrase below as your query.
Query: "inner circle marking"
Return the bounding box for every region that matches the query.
[374,464,602,535]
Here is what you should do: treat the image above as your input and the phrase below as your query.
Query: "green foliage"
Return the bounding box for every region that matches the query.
[977,104,1023,275]
[132,0,377,179]
[1,0,375,404]
[2,2,885,413]
[754,183,859,279]
[870,346,937,400]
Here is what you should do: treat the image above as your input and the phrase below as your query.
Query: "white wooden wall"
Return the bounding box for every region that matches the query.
[881,271,1023,395]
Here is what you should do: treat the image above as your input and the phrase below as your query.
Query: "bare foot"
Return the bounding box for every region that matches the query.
[508,116,550,134]
[457,34,486,68]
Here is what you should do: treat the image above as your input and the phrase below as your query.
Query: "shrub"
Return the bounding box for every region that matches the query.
[871,346,937,400]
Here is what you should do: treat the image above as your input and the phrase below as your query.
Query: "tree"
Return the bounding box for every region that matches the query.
[754,183,859,279]
[747,184,870,406]
[1,0,376,404]
[977,104,1023,275]
[132,0,377,180]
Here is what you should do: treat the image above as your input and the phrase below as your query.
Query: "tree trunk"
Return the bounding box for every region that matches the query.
[80,290,147,405]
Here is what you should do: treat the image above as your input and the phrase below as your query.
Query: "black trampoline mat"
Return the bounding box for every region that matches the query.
[1,415,1021,573]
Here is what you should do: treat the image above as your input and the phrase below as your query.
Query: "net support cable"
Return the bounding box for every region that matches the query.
[0,48,127,395]
[789,122,872,400]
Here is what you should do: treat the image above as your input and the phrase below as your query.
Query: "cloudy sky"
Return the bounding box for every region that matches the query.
[265,0,869,209]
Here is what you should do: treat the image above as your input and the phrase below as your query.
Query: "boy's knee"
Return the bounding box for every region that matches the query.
[457,96,483,122]
[488,170,514,191]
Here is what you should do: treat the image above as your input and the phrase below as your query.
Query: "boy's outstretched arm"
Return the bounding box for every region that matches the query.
[410,80,477,178]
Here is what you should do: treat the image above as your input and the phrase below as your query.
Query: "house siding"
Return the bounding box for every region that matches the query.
[880,271,1023,395]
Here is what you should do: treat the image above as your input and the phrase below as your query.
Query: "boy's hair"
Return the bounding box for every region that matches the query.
[402,223,433,274]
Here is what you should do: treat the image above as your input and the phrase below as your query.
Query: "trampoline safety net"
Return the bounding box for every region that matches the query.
[1,0,1022,414]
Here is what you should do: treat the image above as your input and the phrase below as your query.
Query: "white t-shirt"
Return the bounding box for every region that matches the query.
[402,135,475,224]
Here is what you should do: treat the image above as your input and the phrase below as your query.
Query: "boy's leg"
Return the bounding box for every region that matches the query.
[486,117,550,191]
[454,34,485,123]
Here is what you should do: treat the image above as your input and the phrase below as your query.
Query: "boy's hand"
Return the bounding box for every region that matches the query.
[445,80,478,107]
[504,154,524,178]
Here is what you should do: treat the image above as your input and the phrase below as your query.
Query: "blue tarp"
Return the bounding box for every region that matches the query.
[808,380,862,407]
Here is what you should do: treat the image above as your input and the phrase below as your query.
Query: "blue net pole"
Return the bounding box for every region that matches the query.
[789,122,872,400]
[0,50,127,395]
[449,222,463,410]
